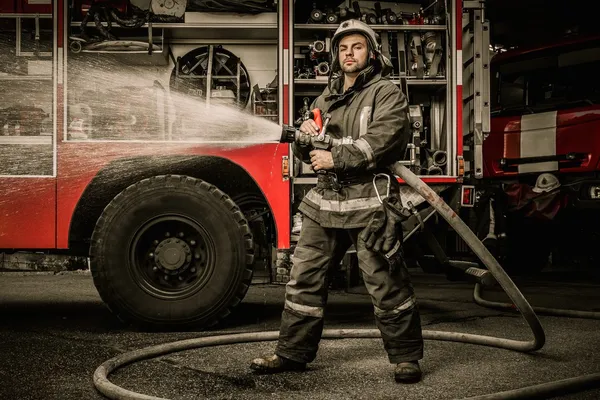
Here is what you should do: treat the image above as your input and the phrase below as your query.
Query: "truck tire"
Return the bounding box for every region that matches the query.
[89,175,254,330]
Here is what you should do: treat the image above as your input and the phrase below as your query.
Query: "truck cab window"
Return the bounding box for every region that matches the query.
[529,60,600,109]
[498,73,526,110]
[496,52,600,115]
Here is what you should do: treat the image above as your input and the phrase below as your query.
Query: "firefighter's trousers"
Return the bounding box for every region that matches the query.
[275,216,424,364]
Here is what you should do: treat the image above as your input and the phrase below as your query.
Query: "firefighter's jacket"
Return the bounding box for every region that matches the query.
[293,61,410,229]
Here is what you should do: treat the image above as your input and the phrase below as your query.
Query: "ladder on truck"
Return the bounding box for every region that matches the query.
[462,1,491,179]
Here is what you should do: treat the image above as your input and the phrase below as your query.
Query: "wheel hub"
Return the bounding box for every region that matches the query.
[130,216,216,298]
[154,238,192,271]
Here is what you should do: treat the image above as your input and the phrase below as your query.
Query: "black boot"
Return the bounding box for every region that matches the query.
[394,361,422,383]
[250,354,306,374]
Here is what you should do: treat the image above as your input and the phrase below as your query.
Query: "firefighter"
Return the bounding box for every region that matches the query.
[250,19,424,383]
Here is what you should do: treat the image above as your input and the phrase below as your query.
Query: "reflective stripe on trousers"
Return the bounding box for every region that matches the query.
[275,216,424,364]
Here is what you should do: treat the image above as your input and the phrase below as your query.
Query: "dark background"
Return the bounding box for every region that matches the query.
[311,0,599,49]
[486,0,598,48]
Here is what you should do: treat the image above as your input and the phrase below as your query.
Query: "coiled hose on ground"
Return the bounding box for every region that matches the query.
[475,283,600,320]
[93,164,600,400]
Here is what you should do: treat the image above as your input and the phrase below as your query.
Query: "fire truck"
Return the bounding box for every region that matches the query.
[0,0,498,330]
[452,33,600,274]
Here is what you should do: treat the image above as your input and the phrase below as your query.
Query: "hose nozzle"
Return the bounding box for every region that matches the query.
[279,124,341,150]
[280,124,316,147]
[280,125,297,143]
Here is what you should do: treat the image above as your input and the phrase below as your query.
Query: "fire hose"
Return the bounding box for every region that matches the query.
[92,128,600,400]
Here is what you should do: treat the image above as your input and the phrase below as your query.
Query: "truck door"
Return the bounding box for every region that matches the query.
[462,1,491,179]
[0,4,57,248]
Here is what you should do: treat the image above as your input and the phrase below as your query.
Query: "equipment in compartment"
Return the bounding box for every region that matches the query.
[74,0,132,43]
[170,46,252,108]
[405,100,448,176]
[408,31,444,79]
[1,105,49,137]
[307,3,355,24]
[252,81,278,123]
[305,2,397,25]
[148,0,186,18]
[373,2,399,25]
[186,0,277,13]
[407,105,424,173]
[294,35,332,80]
[352,2,379,25]
[389,30,445,80]
[310,38,331,77]
[300,1,445,26]
[309,5,325,23]
[69,0,183,53]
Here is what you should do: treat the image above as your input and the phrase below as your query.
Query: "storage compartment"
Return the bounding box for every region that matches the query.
[290,0,454,179]
[17,0,52,15]
[0,79,54,176]
[405,86,449,176]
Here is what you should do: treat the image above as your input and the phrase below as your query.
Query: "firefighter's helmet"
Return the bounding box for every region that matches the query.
[532,173,560,193]
[330,19,393,77]
[331,19,380,54]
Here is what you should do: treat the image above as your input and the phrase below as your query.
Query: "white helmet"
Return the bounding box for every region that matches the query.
[329,19,393,77]
[532,173,560,193]
[331,19,380,54]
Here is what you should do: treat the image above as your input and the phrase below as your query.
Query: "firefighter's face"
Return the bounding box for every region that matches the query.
[338,34,369,74]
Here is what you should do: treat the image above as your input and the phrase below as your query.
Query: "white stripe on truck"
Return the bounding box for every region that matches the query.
[519,111,558,174]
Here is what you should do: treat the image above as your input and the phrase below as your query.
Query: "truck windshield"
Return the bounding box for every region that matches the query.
[492,43,600,116]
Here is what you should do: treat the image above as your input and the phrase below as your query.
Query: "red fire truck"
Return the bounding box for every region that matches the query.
[0,0,491,329]
[451,33,600,274]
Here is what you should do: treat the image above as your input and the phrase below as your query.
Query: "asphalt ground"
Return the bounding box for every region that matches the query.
[0,269,599,400]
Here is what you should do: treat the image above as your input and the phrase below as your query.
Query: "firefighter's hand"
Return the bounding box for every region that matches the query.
[300,119,321,136]
[309,150,334,171]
